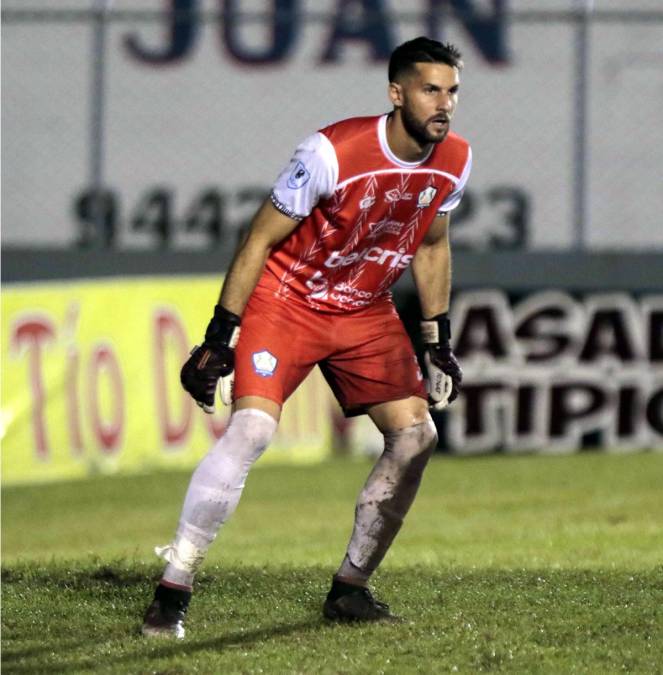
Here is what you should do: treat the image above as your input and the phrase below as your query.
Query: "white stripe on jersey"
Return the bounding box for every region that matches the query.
[336,168,460,191]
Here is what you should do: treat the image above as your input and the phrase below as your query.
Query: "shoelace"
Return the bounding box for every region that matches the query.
[360,587,389,610]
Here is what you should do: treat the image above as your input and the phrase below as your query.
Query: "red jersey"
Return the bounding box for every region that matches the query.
[259,114,472,313]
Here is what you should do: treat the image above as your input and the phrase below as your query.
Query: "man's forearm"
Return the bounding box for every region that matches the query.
[411,242,451,319]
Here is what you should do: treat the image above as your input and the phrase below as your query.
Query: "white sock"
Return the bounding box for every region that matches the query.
[160,408,277,588]
[336,417,438,585]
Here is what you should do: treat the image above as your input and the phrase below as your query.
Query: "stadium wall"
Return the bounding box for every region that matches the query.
[2,1,663,251]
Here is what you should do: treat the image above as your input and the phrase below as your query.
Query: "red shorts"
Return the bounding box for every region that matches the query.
[233,284,427,416]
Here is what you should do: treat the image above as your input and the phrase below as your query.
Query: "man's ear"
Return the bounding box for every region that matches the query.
[388,81,403,109]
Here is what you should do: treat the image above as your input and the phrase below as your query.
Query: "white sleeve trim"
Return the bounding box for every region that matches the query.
[271,132,339,219]
[438,146,472,214]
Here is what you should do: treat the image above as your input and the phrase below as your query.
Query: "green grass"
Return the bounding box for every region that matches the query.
[3,453,663,673]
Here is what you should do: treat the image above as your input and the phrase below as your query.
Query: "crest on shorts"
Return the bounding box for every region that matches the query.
[417,186,438,208]
[287,161,310,189]
[252,350,278,377]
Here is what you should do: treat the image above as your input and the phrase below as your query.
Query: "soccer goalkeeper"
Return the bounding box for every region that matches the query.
[142,36,470,638]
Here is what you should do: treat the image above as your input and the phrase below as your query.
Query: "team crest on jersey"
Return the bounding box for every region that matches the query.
[252,350,278,377]
[359,196,376,209]
[287,161,310,189]
[417,186,438,208]
[368,219,403,238]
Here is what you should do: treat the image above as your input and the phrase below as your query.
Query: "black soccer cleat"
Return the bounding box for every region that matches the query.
[141,583,191,639]
[322,578,399,622]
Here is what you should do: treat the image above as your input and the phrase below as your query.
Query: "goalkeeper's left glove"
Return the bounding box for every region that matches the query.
[421,312,462,410]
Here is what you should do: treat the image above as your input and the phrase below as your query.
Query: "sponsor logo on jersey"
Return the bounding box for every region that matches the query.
[304,276,375,308]
[368,218,403,238]
[252,350,278,377]
[287,161,310,189]
[305,270,329,299]
[329,282,374,308]
[417,186,438,208]
[384,188,413,203]
[359,196,376,209]
[324,247,413,270]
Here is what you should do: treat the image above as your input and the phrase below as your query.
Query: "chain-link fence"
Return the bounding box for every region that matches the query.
[3,1,663,252]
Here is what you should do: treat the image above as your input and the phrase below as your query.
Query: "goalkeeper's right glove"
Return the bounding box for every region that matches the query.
[420,313,462,410]
[180,305,241,413]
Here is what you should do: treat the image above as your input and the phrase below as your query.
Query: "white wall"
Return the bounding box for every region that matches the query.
[3,0,662,249]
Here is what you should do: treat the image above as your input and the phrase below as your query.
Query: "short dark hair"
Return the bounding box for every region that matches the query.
[388,37,463,82]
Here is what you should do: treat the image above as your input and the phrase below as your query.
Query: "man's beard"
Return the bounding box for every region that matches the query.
[401,106,449,146]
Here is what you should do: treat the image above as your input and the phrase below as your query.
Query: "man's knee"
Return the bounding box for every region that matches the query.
[385,415,438,470]
[226,408,277,450]
[368,395,430,433]
[206,408,278,469]
[416,415,438,451]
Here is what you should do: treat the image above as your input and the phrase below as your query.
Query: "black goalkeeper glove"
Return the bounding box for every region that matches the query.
[420,312,462,410]
[180,305,241,413]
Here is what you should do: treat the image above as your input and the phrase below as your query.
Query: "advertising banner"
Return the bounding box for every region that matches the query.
[1,276,335,485]
[445,290,663,454]
[3,278,662,485]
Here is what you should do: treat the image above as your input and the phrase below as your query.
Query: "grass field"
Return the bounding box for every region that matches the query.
[3,452,663,673]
